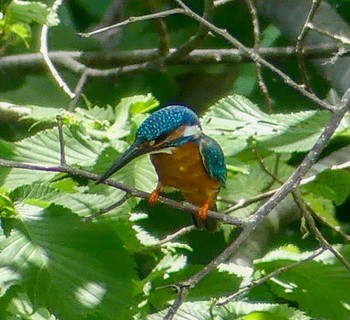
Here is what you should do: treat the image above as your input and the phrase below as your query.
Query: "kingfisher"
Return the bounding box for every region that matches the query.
[96,105,227,231]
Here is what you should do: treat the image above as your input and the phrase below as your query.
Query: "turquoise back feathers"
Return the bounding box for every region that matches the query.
[199,134,227,187]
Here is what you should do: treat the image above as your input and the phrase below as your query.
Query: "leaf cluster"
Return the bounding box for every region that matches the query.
[0,0,58,47]
[0,95,350,319]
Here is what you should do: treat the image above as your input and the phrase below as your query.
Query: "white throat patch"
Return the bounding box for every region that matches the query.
[182,125,201,138]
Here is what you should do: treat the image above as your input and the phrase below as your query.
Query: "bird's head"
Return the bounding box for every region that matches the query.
[96,105,202,183]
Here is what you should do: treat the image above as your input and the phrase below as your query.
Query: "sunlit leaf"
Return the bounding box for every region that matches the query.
[302,169,350,205]
[0,203,136,320]
[255,246,350,320]
[3,127,104,190]
[202,95,331,155]
[6,0,59,26]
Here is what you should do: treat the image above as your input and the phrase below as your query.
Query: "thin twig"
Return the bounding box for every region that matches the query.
[78,9,184,38]
[0,46,345,75]
[157,225,196,246]
[221,189,276,214]
[307,23,350,46]
[68,70,89,111]
[295,0,321,90]
[253,148,284,186]
[165,0,214,60]
[216,247,326,306]
[292,189,350,271]
[0,159,246,227]
[174,0,335,112]
[244,0,273,111]
[144,0,170,55]
[310,209,350,242]
[82,193,130,222]
[221,158,350,215]
[40,0,75,99]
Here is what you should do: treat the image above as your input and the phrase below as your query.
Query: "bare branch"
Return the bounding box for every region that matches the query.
[40,0,75,99]
[174,0,335,112]
[68,70,89,111]
[221,159,350,215]
[166,0,214,60]
[157,225,196,246]
[144,0,171,55]
[82,194,130,222]
[0,159,246,228]
[296,0,321,90]
[0,46,345,76]
[217,247,326,305]
[292,190,350,271]
[78,9,184,38]
[244,0,273,111]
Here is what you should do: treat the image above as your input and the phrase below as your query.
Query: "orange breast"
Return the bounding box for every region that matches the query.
[150,142,221,207]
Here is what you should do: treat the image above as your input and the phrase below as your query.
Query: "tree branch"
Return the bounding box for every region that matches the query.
[0,159,246,227]
[77,8,184,38]
[216,247,326,305]
[0,46,345,76]
[174,0,335,112]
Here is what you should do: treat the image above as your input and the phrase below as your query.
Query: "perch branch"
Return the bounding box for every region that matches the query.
[0,159,246,228]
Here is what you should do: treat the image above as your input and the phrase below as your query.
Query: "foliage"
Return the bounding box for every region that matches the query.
[0,94,349,319]
[1,0,350,319]
[0,0,58,46]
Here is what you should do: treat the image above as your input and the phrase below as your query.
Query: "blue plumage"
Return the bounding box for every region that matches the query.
[199,134,227,187]
[97,104,227,231]
[136,105,200,143]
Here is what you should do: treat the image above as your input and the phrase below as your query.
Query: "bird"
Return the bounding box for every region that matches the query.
[96,105,227,231]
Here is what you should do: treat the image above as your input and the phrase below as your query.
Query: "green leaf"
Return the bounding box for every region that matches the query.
[9,180,142,252]
[129,93,159,116]
[95,146,157,192]
[0,203,137,320]
[148,301,310,320]
[0,189,16,218]
[202,95,331,155]
[3,126,104,190]
[302,194,339,228]
[20,105,64,123]
[302,169,350,205]
[215,301,311,320]
[148,301,212,320]
[5,291,56,320]
[6,0,59,26]
[8,22,31,45]
[255,246,350,320]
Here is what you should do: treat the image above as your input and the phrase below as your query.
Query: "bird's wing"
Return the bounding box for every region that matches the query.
[199,134,227,187]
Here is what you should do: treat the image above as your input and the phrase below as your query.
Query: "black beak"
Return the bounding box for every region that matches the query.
[96,143,149,184]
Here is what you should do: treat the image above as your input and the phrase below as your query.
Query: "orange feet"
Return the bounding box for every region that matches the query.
[198,198,212,220]
[148,187,161,206]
